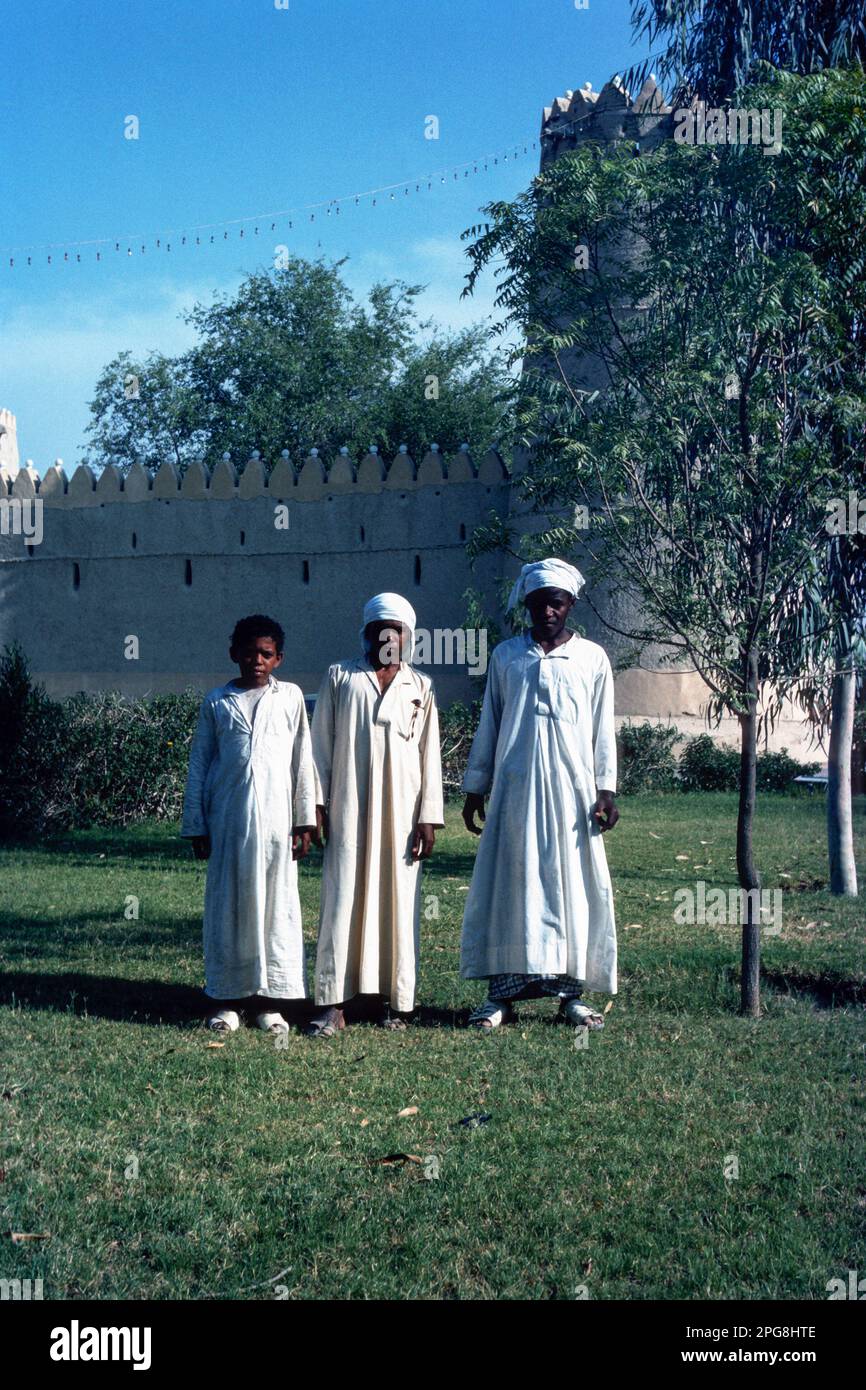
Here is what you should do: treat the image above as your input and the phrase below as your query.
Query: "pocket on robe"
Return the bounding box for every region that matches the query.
[535,670,581,724]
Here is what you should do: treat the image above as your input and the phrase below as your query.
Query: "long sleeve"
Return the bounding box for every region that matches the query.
[290,692,317,828]
[461,648,504,796]
[417,684,445,826]
[310,666,336,805]
[591,650,617,793]
[180,697,217,837]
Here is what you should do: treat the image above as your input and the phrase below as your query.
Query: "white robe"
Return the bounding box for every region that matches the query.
[460,633,618,994]
[180,676,317,1000]
[311,659,444,1012]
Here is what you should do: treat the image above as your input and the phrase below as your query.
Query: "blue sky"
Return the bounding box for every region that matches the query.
[1,0,650,473]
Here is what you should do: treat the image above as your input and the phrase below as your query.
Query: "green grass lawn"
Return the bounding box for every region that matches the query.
[1,793,864,1300]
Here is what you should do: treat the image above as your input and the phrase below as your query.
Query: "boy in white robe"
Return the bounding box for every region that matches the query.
[180,614,317,1034]
[460,560,619,1029]
[305,593,444,1036]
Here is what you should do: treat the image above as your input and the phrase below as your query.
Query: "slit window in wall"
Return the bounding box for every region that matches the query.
[131,532,137,549]
[302,559,310,585]
[459,523,466,541]
[72,562,81,590]
[414,554,421,586]
[240,530,245,546]
[360,525,365,543]
[185,558,192,587]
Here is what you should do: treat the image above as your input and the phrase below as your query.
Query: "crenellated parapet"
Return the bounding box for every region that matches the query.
[0,443,509,505]
[540,75,673,166]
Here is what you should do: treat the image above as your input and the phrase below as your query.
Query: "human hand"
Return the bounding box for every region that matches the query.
[314,805,329,847]
[292,828,313,860]
[462,793,486,836]
[412,823,435,859]
[593,790,619,832]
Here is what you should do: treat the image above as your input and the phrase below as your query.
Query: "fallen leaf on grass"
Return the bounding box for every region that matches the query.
[624,923,643,930]
[369,1153,423,1166]
[10,1231,50,1243]
[603,1001,614,1015]
[648,832,661,840]
[397,1106,419,1118]
[675,854,690,861]
[360,1118,370,1127]
[205,1043,224,1051]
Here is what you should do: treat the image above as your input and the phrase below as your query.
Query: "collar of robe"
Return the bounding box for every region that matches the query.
[223,673,278,734]
[525,630,579,659]
[353,657,417,724]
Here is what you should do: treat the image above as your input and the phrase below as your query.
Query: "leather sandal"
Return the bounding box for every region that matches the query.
[303,1006,345,1039]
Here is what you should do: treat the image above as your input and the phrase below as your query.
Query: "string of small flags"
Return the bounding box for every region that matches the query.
[3,137,543,270]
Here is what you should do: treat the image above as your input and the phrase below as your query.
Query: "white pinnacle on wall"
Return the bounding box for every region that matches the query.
[0,409,20,475]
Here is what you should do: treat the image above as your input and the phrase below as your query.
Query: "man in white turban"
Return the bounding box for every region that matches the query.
[305,593,445,1036]
[460,559,620,1029]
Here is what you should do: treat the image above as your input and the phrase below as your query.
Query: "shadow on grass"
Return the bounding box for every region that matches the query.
[0,909,202,963]
[0,971,466,1030]
[760,967,866,1009]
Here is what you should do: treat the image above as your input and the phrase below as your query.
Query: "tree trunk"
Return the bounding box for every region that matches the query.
[737,647,761,1016]
[828,655,858,896]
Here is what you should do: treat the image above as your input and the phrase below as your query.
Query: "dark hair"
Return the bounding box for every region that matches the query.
[230,614,285,654]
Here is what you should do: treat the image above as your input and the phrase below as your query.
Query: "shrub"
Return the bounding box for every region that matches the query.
[678,734,740,791]
[678,733,822,792]
[615,721,679,794]
[0,643,69,838]
[438,700,481,798]
[756,748,822,792]
[58,689,203,828]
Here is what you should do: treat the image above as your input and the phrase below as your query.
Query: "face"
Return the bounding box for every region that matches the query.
[229,635,283,685]
[525,587,573,639]
[366,621,409,666]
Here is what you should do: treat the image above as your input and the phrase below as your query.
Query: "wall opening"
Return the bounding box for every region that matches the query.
[359,525,365,543]
[131,532,137,549]
[459,523,466,541]
[414,554,421,586]
[240,530,245,546]
[302,559,310,584]
[185,558,192,587]
[72,562,80,590]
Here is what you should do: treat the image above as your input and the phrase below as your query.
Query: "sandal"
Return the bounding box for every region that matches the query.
[380,1008,412,1031]
[303,1006,345,1039]
[207,1008,240,1033]
[559,999,605,1030]
[468,999,514,1030]
[255,1011,290,1034]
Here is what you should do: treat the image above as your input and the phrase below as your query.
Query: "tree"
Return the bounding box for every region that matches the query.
[83,258,514,474]
[624,0,866,104]
[462,66,866,1014]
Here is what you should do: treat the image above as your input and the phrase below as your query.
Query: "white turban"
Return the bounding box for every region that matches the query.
[359,592,417,654]
[506,558,586,612]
